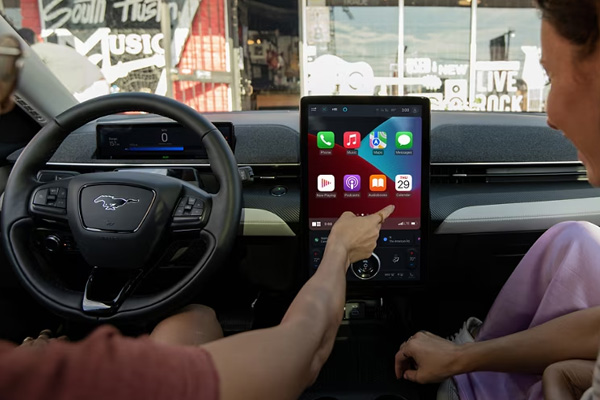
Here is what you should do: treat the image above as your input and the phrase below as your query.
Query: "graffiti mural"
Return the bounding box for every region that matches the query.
[38,0,199,94]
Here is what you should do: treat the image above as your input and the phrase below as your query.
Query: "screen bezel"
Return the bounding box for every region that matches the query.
[300,96,430,285]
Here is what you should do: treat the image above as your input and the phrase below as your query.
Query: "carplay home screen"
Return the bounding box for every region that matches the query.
[307,106,422,230]
[306,104,423,281]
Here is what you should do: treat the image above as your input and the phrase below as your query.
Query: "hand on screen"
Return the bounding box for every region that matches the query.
[328,205,395,265]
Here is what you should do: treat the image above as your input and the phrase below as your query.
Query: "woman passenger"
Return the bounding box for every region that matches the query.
[396,1,600,399]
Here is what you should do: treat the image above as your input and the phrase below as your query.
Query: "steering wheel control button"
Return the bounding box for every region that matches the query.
[33,189,48,205]
[171,196,209,230]
[351,253,381,280]
[43,235,62,252]
[58,188,67,198]
[174,197,204,217]
[32,187,69,215]
[80,185,155,232]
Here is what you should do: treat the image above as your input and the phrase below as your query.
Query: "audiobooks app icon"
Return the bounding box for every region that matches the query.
[369,175,387,191]
[317,175,335,192]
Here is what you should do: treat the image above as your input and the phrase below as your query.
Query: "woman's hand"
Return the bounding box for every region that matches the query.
[395,330,463,384]
[327,205,395,266]
[543,359,595,400]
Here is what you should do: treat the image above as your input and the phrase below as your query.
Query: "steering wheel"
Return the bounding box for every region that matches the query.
[1,93,242,322]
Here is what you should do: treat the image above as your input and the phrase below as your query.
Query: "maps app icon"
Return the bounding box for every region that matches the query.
[369,131,387,149]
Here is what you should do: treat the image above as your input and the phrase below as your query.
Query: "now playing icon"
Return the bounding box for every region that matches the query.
[343,175,361,191]
[317,175,335,192]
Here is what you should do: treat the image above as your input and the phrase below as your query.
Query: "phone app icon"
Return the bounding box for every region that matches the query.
[317,175,335,192]
[343,175,361,191]
[396,132,413,149]
[369,131,387,149]
[343,131,361,149]
[369,174,387,191]
[395,174,413,191]
[317,131,335,149]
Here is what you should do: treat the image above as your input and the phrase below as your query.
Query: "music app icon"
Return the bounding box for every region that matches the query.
[343,131,361,149]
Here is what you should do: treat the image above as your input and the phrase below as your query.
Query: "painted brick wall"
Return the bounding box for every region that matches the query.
[20,0,41,33]
[174,0,230,112]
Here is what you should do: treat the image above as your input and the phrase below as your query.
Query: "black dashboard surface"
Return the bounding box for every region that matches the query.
[10,110,600,233]
[20,110,576,165]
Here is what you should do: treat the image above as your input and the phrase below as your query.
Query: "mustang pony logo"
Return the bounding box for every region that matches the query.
[94,195,140,211]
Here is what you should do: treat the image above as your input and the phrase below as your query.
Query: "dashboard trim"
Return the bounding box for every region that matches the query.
[431,161,584,166]
[241,208,295,237]
[436,197,600,234]
[46,162,302,168]
[46,161,583,168]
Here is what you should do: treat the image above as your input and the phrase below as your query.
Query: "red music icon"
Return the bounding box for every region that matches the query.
[343,131,361,149]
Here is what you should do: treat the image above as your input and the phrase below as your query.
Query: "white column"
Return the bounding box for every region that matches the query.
[299,0,308,96]
[468,0,478,109]
[397,0,404,95]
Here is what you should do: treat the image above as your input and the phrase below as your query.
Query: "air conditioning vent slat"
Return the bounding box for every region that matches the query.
[431,163,587,184]
[13,95,47,124]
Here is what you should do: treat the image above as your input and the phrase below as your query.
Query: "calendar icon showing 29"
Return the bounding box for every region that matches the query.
[395,174,412,191]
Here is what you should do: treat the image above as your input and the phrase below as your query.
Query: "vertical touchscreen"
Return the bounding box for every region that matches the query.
[302,97,429,282]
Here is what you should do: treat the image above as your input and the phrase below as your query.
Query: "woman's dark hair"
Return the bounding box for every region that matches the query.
[536,0,599,56]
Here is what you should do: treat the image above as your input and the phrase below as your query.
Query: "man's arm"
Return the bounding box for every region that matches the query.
[395,305,600,383]
[203,205,394,400]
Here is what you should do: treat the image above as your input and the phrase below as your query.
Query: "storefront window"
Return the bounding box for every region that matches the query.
[403,5,470,110]
[1,0,548,112]
[242,0,300,110]
[304,2,399,96]
[474,5,546,112]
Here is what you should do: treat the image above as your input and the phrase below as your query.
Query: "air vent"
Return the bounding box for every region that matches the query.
[431,163,587,184]
[245,164,299,181]
[13,95,47,124]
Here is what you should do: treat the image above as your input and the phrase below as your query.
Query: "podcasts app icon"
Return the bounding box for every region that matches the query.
[343,175,361,192]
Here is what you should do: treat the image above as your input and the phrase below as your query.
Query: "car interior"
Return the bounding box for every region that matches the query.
[0,8,598,400]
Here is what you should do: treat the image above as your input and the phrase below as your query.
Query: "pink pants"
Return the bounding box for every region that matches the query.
[454,221,600,400]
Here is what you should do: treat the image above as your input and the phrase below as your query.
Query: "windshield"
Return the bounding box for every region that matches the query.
[4,0,547,112]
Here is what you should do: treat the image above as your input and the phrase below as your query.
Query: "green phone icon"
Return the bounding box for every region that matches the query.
[317,131,335,149]
[395,132,413,149]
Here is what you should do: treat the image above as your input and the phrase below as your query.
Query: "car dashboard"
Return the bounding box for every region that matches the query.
[7,109,600,399]
[17,110,600,235]
[7,109,595,302]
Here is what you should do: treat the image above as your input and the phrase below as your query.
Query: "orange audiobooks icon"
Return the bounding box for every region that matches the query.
[369,174,387,191]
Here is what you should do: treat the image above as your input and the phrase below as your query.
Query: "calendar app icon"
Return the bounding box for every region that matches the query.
[395,175,412,191]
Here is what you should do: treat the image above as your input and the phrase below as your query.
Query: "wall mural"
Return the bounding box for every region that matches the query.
[38,0,200,94]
